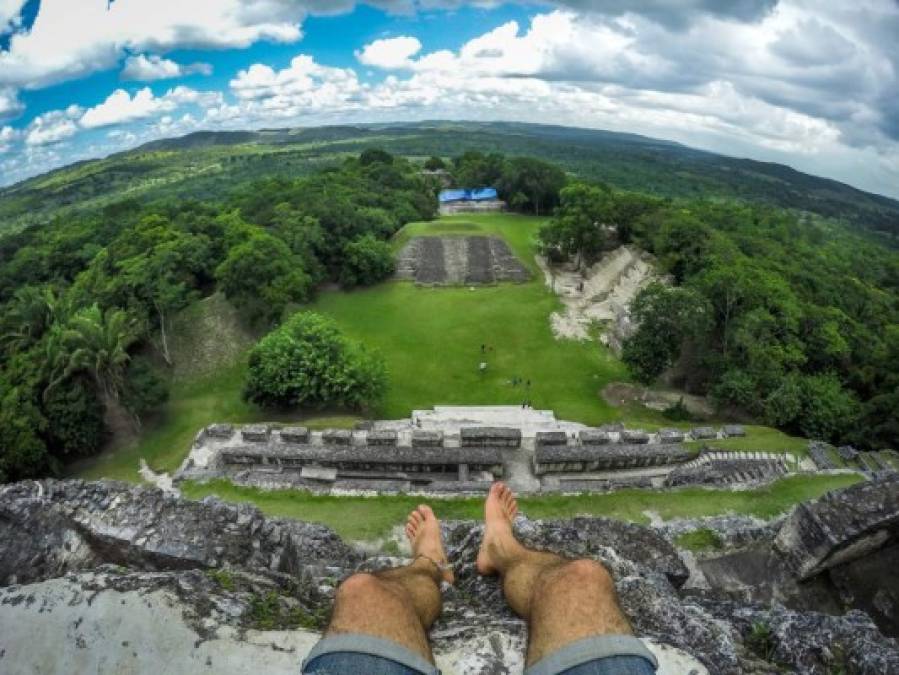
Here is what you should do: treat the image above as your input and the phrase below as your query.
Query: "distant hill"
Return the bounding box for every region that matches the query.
[1,120,898,238]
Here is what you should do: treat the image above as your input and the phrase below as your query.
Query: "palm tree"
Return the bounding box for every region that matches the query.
[45,304,139,431]
[1,286,63,354]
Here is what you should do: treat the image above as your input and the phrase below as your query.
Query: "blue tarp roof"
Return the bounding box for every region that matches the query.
[439,187,498,203]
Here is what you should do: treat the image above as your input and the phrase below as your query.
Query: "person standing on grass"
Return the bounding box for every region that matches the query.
[302,483,657,674]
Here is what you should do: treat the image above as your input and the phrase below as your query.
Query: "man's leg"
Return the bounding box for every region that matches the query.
[309,505,451,669]
[476,483,634,667]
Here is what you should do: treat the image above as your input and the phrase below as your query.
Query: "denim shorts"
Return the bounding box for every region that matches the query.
[301,633,658,675]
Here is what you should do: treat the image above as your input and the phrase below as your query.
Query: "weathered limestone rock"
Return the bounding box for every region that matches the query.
[411,429,444,447]
[658,428,686,443]
[460,426,522,448]
[700,599,899,674]
[579,429,612,445]
[837,445,859,462]
[808,441,837,470]
[535,443,692,474]
[395,235,529,285]
[0,480,358,585]
[666,458,787,488]
[241,424,271,442]
[535,430,568,446]
[722,425,746,438]
[207,423,235,439]
[280,426,309,444]
[774,474,899,580]
[3,479,897,674]
[322,429,352,445]
[367,429,398,447]
[691,427,718,440]
[621,429,650,444]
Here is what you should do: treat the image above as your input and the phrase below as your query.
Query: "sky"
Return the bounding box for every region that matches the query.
[1,1,898,198]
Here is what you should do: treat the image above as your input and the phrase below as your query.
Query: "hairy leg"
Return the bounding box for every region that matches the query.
[326,505,451,663]
[477,483,632,666]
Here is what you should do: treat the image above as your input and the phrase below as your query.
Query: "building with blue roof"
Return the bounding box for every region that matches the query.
[438,187,505,214]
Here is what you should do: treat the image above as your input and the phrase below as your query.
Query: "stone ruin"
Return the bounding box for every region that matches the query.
[395,236,531,285]
[540,244,663,348]
[1,476,897,674]
[775,473,899,580]
[179,422,506,494]
[177,407,826,496]
[808,439,899,475]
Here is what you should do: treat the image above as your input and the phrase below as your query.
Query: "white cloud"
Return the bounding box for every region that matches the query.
[77,86,220,130]
[121,54,213,81]
[24,107,82,146]
[229,55,363,112]
[0,0,305,91]
[79,88,176,129]
[0,124,18,152]
[356,36,422,69]
[0,0,26,33]
[0,85,22,118]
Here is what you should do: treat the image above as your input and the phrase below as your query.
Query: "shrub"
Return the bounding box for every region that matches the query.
[339,234,395,287]
[244,312,386,410]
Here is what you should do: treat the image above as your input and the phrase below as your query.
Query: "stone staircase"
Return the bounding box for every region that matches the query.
[679,450,794,470]
[543,245,661,346]
[666,450,792,487]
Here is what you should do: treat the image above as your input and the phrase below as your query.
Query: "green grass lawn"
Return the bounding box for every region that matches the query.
[181,473,862,542]
[309,213,628,422]
[686,425,811,458]
[674,529,725,552]
[74,357,360,480]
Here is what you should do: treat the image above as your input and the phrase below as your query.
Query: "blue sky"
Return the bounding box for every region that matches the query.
[1,1,898,198]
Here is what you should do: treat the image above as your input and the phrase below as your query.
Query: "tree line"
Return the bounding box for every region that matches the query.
[424,151,566,215]
[538,182,899,450]
[0,150,433,481]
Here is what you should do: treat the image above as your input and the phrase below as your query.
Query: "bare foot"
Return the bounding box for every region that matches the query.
[405,504,454,584]
[476,482,523,576]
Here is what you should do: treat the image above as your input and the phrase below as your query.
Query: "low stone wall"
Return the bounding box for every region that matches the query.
[534,443,694,475]
[179,415,770,495]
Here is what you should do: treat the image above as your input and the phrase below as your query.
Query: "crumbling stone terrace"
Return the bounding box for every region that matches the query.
[395,236,531,285]
[774,472,899,580]
[181,423,505,488]
[534,443,694,475]
[179,411,769,495]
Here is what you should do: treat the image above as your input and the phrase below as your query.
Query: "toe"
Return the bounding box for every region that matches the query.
[418,504,435,520]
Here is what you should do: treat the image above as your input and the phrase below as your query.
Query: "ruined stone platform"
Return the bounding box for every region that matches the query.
[395,236,531,285]
[2,479,898,674]
[172,407,810,498]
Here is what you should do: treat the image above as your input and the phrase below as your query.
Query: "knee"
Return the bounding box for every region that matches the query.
[557,559,614,590]
[336,573,382,600]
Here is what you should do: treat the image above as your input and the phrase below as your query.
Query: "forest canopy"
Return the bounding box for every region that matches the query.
[0,151,433,481]
[0,143,897,482]
[538,184,899,450]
